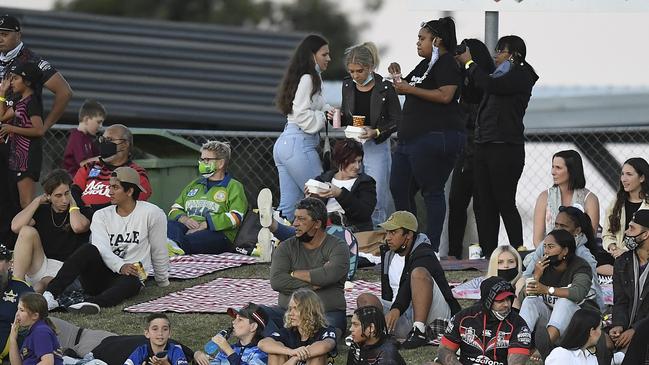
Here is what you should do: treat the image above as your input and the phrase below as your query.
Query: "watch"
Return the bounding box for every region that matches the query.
[548,287,555,295]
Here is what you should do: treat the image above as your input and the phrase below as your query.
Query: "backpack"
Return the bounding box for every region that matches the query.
[232,209,262,256]
[325,224,358,281]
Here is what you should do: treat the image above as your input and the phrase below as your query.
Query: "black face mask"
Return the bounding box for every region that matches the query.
[99,141,118,159]
[497,267,519,282]
[547,254,563,267]
[296,222,316,243]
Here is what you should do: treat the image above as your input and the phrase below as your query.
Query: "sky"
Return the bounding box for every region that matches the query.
[9,0,649,87]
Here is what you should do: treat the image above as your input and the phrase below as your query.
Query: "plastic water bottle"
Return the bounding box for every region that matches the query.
[204,327,233,355]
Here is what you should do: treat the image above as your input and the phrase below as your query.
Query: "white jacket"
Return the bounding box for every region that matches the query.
[90,201,170,286]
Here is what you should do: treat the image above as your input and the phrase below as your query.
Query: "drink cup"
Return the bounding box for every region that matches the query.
[134,262,148,283]
[525,277,537,297]
[352,115,365,127]
[468,244,482,260]
[332,109,341,128]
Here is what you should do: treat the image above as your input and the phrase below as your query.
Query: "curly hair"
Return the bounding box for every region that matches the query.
[284,288,327,339]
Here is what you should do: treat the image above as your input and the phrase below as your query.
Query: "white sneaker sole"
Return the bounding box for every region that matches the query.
[257,227,273,263]
[257,188,273,228]
[67,302,100,314]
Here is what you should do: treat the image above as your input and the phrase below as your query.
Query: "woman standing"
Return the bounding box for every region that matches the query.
[456,35,539,257]
[274,34,333,221]
[532,150,599,247]
[341,42,400,226]
[603,157,649,258]
[387,17,464,251]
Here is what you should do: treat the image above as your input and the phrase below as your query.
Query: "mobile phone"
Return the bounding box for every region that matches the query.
[155,351,168,358]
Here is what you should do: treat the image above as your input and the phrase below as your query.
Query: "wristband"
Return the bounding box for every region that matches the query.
[375,129,381,137]
[0,96,5,102]
[465,60,475,69]
[290,271,294,278]
[69,206,80,213]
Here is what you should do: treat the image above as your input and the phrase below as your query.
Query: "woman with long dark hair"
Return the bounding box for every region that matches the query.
[387,17,464,252]
[274,34,333,221]
[532,150,600,247]
[456,35,539,257]
[447,38,494,259]
[520,229,599,358]
[545,308,601,364]
[341,42,400,226]
[603,157,649,258]
[347,306,405,365]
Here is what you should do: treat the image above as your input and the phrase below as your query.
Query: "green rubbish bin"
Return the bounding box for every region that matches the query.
[130,129,201,211]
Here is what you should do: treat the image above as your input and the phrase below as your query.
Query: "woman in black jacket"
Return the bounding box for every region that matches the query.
[341,42,400,227]
[309,138,377,232]
[456,35,539,257]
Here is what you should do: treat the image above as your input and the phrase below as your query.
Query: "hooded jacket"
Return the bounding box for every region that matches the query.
[380,233,460,315]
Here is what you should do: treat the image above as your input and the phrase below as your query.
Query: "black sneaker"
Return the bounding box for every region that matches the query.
[57,289,87,308]
[401,326,431,349]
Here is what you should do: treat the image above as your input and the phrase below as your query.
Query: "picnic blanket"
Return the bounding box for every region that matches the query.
[148,253,257,279]
[125,278,381,316]
[440,259,488,271]
[452,275,614,305]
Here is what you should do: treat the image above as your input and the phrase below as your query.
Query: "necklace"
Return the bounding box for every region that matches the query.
[50,206,69,228]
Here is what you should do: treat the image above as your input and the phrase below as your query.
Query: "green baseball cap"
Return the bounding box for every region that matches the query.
[379,211,418,232]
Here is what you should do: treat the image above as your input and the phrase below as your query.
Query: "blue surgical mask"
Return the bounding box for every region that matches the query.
[314,57,322,75]
[353,72,374,87]
[491,60,512,78]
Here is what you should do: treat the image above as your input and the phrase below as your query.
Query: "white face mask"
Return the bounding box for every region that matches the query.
[492,308,511,321]
[314,56,322,75]
[353,72,374,87]
[430,38,440,65]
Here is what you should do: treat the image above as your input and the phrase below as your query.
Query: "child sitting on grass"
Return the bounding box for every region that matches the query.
[8,293,63,365]
[125,313,188,365]
[194,303,268,365]
[347,306,405,365]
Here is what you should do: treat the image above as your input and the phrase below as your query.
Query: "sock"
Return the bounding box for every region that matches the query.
[413,321,426,333]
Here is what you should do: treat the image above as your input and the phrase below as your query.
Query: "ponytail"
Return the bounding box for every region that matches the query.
[424,16,457,51]
[19,293,58,333]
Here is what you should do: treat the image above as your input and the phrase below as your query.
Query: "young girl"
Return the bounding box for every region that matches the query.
[347,306,405,365]
[0,62,44,209]
[258,288,336,365]
[9,293,63,365]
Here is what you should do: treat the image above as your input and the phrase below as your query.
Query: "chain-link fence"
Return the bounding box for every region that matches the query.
[43,125,649,249]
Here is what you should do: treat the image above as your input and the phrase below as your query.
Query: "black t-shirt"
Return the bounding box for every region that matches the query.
[353,87,372,125]
[32,202,92,261]
[400,53,463,140]
[625,200,642,230]
[346,336,406,365]
[0,45,58,97]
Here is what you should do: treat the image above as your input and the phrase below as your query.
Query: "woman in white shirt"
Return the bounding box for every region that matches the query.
[545,308,601,365]
[274,34,333,221]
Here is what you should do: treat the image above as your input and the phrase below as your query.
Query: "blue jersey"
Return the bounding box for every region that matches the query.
[0,277,33,360]
[211,341,267,365]
[124,341,188,365]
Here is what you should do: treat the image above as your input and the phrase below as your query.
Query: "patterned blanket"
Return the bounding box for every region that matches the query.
[148,253,258,279]
[125,278,381,316]
[440,259,488,271]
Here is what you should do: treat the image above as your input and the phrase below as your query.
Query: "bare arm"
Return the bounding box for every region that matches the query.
[2,115,45,137]
[36,353,54,365]
[394,81,457,104]
[11,194,44,233]
[507,353,530,365]
[437,345,461,365]
[258,338,292,357]
[68,196,90,233]
[532,191,548,247]
[305,339,335,359]
[584,193,600,237]
[42,72,73,130]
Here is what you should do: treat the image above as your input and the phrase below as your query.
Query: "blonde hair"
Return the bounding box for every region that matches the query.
[486,245,522,284]
[201,140,231,167]
[343,42,380,70]
[284,289,327,339]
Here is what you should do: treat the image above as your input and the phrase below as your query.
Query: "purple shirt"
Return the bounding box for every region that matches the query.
[20,320,63,365]
[63,129,99,176]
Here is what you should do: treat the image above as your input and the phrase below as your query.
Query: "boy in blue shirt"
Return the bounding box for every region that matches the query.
[125,313,188,365]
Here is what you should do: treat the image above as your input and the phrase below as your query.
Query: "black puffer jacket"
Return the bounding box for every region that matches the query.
[612,250,649,330]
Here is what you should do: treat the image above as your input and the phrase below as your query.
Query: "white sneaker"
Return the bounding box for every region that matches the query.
[257,188,273,228]
[257,227,273,263]
[67,302,100,314]
[42,291,59,311]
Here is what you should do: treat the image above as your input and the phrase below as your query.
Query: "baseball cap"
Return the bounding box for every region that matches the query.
[111,166,147,194]
[9,62,41,86]
[632,209,649,229]
[0,15,20,32]
[494,291,516,301]
[227,303,267,328]
[379,211,418,232]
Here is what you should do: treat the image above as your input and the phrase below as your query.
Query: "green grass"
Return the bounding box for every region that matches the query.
[54,263,487,364]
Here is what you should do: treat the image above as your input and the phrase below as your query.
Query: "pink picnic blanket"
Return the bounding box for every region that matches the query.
[148,253,257,279]
[124,278,381,316]
[452,276,614,305]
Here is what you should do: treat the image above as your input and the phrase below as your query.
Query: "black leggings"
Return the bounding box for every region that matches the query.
[447,150,476,259]
[474,143,525,257]
[47,244,142,307]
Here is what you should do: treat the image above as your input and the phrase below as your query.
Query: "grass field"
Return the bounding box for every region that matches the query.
[54,262,485,364]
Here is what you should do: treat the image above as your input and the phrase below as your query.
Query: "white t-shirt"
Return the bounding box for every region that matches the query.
[326,177,357,214]
[90,201,170,286]
[388,254,405,303]
[545,347,598,365]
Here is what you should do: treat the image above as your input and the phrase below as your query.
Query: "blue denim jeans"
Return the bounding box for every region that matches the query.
[273,123,323,221]
[390,130,465,251]
[167,220,231,254]
[362,139,393,227]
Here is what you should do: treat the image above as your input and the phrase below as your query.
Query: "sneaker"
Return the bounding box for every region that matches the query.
[67,302,100,314]
[257,188,273,228]
[401,326,431,349]
[257,227,273,263]
[42,291,59,311]
[57,289,87,308]
[166,238,185,257]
